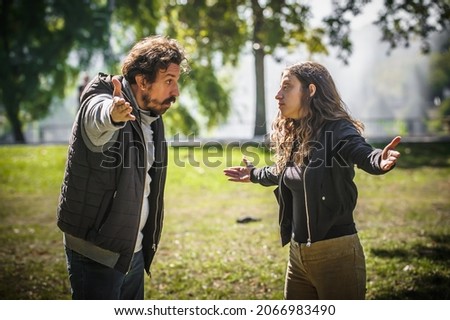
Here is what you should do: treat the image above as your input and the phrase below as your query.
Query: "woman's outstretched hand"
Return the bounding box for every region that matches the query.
[223,158,254,183]
[380,136,401,171]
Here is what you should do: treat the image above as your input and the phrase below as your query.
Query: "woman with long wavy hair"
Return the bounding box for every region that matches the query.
[224,61,401,299]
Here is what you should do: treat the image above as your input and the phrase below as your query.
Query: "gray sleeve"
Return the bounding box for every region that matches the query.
[81,94,125,148]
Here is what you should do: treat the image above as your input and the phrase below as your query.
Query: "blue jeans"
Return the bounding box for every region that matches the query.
[65,247,144,300]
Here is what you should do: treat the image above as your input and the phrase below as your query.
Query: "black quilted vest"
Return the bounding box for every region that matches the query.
[57,73,167,274]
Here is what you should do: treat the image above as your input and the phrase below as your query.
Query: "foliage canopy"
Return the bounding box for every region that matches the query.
[1,0,449,142]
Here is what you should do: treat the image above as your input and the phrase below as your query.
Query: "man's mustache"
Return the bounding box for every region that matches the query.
[162,96,176,105]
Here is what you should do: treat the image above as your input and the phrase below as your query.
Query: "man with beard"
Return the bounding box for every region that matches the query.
[57,36,188,299]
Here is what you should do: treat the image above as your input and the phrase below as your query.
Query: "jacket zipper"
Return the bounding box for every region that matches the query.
[303,164,312,247]
[278,168,287,230]
[129,115,146,272]
[119,83,149,273]
[152,169,164,251]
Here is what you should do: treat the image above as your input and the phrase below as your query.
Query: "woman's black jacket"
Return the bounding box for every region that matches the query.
[250,119,388,246]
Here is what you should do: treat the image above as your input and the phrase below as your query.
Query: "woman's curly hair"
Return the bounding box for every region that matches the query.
[270,61,364,174]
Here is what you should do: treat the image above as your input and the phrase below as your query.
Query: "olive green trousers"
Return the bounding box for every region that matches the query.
[284,233,366,300]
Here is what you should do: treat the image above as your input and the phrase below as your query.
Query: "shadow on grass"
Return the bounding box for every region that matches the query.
[370,233,450,299]
[0,259,69,299]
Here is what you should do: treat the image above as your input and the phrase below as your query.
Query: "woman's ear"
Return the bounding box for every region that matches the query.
[308,84,316,97]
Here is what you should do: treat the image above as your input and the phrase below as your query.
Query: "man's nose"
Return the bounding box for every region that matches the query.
[172,84,180,97]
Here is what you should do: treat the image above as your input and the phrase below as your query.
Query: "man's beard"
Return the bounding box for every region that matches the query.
[142,93,177,115]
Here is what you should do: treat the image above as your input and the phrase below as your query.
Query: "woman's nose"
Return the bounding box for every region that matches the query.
[275,91,282,100]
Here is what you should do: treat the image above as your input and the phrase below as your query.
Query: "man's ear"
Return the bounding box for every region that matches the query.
[135,75,146,90]
[309,84,316,97]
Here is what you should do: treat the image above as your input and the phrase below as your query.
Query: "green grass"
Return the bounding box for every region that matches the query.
[0,142,449,299]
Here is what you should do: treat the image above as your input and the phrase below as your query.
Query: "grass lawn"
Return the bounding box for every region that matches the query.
[0,142,449,299]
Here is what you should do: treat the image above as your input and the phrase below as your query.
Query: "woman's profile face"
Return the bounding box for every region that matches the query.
[275,71,306,120]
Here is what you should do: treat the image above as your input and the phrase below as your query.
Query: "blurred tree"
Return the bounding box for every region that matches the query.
[163,0,327,136]
[324,0,450,62]
[0,0,115,143]
[108,0,203,135]
[163,0,450,137]
[428,34,450,130]
[106,0,161,65]
[429,35,450,100]
[2,0,449,142]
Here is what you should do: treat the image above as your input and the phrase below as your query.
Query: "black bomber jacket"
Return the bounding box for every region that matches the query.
[250,119,388,246]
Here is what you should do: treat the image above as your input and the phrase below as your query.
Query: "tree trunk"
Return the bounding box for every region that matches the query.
[5,103,26,143]
[251,0,267,137]
[253,46,266,137]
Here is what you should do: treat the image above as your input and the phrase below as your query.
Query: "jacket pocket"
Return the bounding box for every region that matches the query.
[94,190,115,231]
[319,182,340,213]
